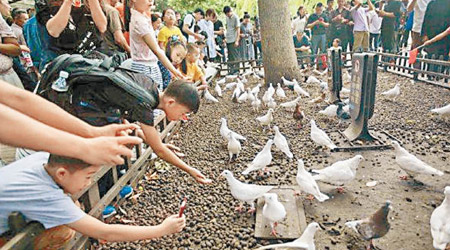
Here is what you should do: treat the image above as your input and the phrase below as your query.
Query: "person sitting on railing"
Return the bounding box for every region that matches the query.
[0,154,186,249]
[293,30,311,68]
[0,81,142,167]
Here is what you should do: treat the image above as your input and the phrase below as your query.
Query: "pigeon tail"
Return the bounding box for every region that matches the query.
[315,192,330,202]
[256,241,309,250]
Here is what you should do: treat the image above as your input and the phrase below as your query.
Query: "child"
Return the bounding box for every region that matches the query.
[179,43,208,87]
[332,38,341,49]
[158,35,187,90]
[129,0,185,91]
[0,153,186,249]
[158,7,185,50]
[195,40,207,71]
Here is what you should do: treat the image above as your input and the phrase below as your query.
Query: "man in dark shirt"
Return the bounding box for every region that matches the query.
[324,0,335,47]
[378,0,402,53]
[329,0,352,52]
[213,16,225,63]
[421,0,450,59]
[307,2,330,67]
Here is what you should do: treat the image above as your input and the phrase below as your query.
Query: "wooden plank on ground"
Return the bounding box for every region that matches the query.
[255,186,306,240]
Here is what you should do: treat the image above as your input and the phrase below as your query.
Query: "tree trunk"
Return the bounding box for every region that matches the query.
[258,0,301,86]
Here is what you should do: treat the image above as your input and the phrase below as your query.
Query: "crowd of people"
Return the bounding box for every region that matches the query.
[0,0,449,248]
[291,0,449,70]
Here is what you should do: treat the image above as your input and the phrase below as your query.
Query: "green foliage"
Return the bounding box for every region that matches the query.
[158,0,325,19]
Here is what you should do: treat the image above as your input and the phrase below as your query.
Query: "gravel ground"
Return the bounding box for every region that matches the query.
[98,70,449,250]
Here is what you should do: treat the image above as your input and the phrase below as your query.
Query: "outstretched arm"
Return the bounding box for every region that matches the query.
[141,123,212,184]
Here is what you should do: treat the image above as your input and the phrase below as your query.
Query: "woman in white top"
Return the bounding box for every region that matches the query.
[197,9,217,61]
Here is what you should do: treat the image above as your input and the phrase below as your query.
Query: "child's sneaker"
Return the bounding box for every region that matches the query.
[102,205,116,219]
[119,185,133,199]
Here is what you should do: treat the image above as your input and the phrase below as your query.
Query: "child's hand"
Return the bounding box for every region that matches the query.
[172,69,187,81]
[188,167,212,184]
[161,214,186,235]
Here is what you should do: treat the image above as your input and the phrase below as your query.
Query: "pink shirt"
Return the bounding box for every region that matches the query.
[130,8,158,65]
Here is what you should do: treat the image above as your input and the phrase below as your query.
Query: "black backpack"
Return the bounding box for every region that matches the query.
[179,13,194,40]
[36,53,159,126]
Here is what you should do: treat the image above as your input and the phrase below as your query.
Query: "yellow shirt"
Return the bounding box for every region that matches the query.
[157,26,184,49]
[179,62,204,83]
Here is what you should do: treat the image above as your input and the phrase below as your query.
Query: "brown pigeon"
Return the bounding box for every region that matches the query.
[345,201,392,250]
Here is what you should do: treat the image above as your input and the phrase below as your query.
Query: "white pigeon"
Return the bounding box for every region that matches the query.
[312,155,364,189]
[252,97,262,112]
[276,83,286,99]
[267,97,277,109]
[280,97,301,110]
[262,193,287,236]
[237,78,245,92]
[216,78,226,85]
[281,76,296,87]
[240,76,248,84]
[242,139,273,175]
[267,83,275,96]
[343,98,350,104]
[294,82,310,97]
[231,87,241,101]
[237,90,249,103]
[391,141,444,180]
[262,90,273,104]
[306,75,320,84]
[204,89,219,103]
[296,159,329,202]
[319,81,328,92]
[318,104,338,117]
[256,108,274,128]
[251,84,261,95]
[273,126,293,159]
[430,186,450,250]
[431,104,450,117]
[247,89,256,103]
[224,82,237,91]
[310,120,336,150]
[227,132,241,162]
[221,170,273,213]
[256,222,321,250]
[340,87,351,94]
[220,118,246,142]
[381,84,400,101]
[215,83,222,97]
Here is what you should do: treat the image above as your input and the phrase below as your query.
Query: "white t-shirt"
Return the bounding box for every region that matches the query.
[292,16,307,34]
[198,19,217,58]
[412,0,432,33]
[183,14,196,43]
[0,152,86,234]
[367,10,383,34]
[130,9,158,65]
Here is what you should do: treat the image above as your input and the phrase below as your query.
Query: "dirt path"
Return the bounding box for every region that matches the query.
[99,71,449,250]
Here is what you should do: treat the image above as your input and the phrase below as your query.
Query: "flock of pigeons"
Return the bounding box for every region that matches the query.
[201,65,449,249]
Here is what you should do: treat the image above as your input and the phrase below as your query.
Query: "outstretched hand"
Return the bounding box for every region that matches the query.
[188,167,212,184]
[165,143,185,158]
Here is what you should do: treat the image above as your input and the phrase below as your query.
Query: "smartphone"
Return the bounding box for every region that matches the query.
[178,197,188,218]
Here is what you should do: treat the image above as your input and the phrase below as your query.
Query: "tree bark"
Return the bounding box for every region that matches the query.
[258,0,301,86]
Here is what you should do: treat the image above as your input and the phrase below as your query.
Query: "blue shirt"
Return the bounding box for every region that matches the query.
[0,153,85,234]
[23,16,57,71]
